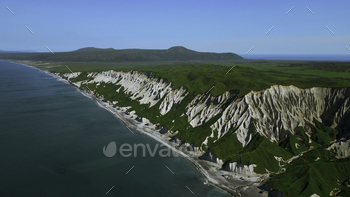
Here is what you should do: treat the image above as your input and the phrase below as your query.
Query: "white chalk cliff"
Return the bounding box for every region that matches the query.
[59,70,350,175]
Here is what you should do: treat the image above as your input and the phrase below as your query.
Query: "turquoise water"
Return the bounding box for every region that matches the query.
[0,61,230,197]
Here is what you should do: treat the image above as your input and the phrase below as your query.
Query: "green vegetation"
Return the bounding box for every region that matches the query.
[206,117,344,179]
[69,72,89,83]
[268,150,350,197]
[14,58,350,98]
[228,133,293,173]
[267,121,348,197]
[150,61,350,97]
[311,119,338,146]
[279,131,309,156]
[176,114,222,148]
[143,62,350,97]
[210,128,243,161]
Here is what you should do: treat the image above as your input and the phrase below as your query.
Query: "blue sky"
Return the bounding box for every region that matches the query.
[1,0,350,54]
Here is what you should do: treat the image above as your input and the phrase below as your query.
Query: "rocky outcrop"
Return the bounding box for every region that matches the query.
[199,151,219,163]
[60,72,81,80]
[185,90,238,127]
[328,139,350,158]
[85,71,173,107]
[221,162,257,176]
[210,86,350,147]
[159,86,188,115]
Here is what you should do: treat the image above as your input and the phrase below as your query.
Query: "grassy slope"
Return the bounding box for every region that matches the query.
[267,121,349,197]
[21,59,350,98]
[268,150,350,197]
[209,127,243,162]
[229,133,293,174]
[128,61,350,97]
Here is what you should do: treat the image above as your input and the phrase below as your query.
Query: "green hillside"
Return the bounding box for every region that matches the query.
[0,46,243,62]
[15,60,350,98]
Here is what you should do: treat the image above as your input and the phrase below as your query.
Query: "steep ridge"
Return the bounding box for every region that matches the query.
[58,70,350,196]
[0,46,243,62]
[211,86,350,146]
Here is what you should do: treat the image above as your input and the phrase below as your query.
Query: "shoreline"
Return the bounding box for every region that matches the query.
[5,60,268,197]
[74,84,268,197]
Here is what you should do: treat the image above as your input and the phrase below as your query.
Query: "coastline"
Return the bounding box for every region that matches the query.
[71,82,269,197]
[5,60,268,197]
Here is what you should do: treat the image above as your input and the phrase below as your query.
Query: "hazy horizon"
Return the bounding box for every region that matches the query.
[2,0,350,54]
[0,47,350,57]
[3,46,350,56]
[2,47,350,56]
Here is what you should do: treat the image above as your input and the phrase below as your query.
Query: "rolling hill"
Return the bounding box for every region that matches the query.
[0,46,243,62]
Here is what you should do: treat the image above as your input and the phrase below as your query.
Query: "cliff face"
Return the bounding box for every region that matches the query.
[185,90,238,128]
[60,70,350,175]
[211,86,350,146]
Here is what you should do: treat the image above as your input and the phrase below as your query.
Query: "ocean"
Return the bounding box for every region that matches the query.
[240,54,350,61]
[0,61,230,197]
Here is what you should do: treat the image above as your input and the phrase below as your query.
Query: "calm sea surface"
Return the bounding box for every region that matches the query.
[240,54,350,61]
[0,61,230,197]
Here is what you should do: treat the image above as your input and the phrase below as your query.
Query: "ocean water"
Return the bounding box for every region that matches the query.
[0,61,230,197]
[240,54,350,61]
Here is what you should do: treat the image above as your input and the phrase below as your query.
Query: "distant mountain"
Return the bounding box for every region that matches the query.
[0,50,38,53]
[73,47,115,52]
[0,50,15,53]
[0,46,243,62]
